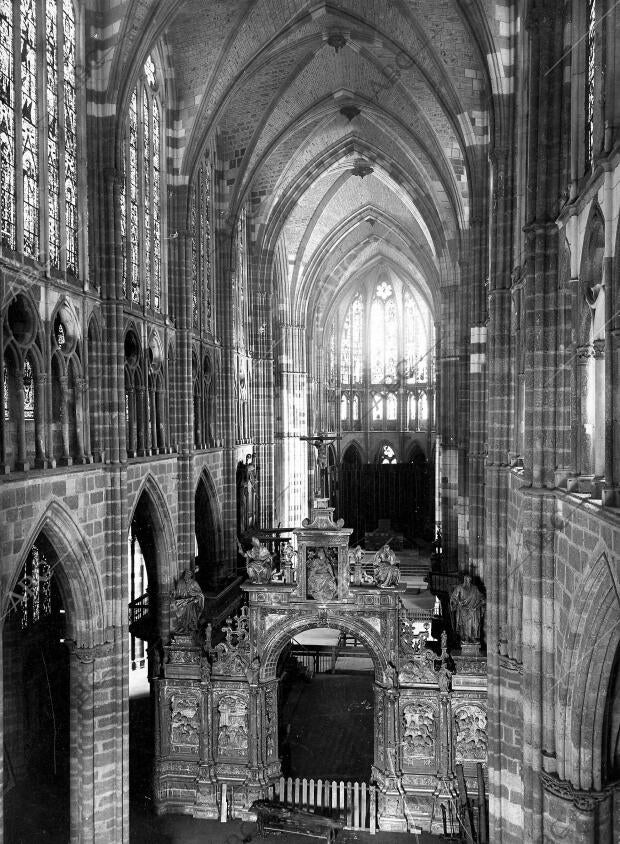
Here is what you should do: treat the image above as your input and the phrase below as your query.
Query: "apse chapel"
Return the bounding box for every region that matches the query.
[0,0,619,841]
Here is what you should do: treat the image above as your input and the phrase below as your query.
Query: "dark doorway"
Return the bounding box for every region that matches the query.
[3,539,70,843]
[195,475,220,592]
[339,452,433,545]
[128,492,159,816]
[277,629,374,783]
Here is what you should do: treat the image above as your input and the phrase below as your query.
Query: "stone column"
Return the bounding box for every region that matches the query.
[74,376,86,462]
[34,372,47,466]
[15,379,27,470]
[67,635,127,843]
[136,386,146,455]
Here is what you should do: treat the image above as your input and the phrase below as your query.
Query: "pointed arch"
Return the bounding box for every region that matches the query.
[128,473,176,557]
[376,440,398,464]
[4,499,105,648]
[342,441,363,465]
[194,466,223,590]
[558,544,620,790]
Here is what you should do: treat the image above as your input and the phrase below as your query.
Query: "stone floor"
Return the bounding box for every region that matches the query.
[130,810,448,843]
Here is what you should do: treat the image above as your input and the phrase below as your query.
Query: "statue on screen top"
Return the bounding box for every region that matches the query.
[450,574,485,643]
[171,568,205,635]
[238,535,273,584]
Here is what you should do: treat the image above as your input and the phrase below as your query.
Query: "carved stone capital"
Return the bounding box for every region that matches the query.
[66,638,115,663]
[540,771,612,813]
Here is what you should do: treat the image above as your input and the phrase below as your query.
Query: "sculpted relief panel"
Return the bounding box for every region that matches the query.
[454,704,487,762]
[170,693,200,751]
[217,695,248,757]
[402,703,436,763]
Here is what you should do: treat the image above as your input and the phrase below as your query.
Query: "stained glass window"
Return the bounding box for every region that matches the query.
[63,0,77,273]
[46,1,60,267]
[0,0,15,250]
[120,152,127,297]
[340,393,348,422]
[418,392,428,428]
[144,54,156,88]
[152,99,161,311]
[340,294,363,384]
[381,444,397,464]
[123,57,163,310]
[335,278,433,435]
[191,157,212,331]
[0,0,77,266]
[405,292,429,381]
[370,283,397,382]
[351,295,363,382]
[202,163,211,329]
[3,360,8,420]
[328,325,337,385]
[21,0,38,258]
[407,393,416,425]
[340,308,351,384]
[18,546,52,629]
[23,358,34,419]
[585,0,596,166]
[129,90,139,302]
[191,186,198,327]
[143,95,151,309]
[372,393,383,422]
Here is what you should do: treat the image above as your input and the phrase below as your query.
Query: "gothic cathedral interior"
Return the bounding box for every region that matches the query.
[0,0,619,841]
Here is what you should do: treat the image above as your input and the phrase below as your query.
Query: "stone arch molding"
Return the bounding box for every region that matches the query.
[557,541,620,791]
[128,471,177,588]
[3,498,106,648]
[259,610,390,683]
[195,465,224,559]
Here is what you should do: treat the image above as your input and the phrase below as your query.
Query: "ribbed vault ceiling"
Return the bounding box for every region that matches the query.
[109,0,502,321]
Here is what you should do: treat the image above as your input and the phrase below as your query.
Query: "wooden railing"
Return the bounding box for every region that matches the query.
[428,570,461,596]
[128,592,149,627]
[204,576,245,629]
[271,776,377,834]
[290,645,338,675]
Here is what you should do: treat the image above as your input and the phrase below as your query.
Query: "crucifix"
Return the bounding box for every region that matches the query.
[300,432,341,499]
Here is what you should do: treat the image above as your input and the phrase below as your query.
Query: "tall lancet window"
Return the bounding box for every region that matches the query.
[585,0,596,167]
[340,293,364,385]
[370,281,397,383]
[333,272,433,435]
[0,0,14,250]
[0,0,78,268]
[21,0,38,258]
[191,154,213,332]
[404,291,429,382]
[122,54,164,310]
[62,0,77,273]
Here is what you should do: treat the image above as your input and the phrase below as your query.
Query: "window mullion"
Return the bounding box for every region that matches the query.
[56,0,66,271]
[14,0,24,253]
[36,0,48,267]
[137,85,145,311]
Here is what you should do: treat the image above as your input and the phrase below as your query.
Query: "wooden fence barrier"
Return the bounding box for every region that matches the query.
[271,776,377,835]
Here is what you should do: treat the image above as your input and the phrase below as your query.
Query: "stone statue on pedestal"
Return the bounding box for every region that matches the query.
[170,569,205,635]
[449,574,485,643]
[238,536,273,584]
[373,544,401,588]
